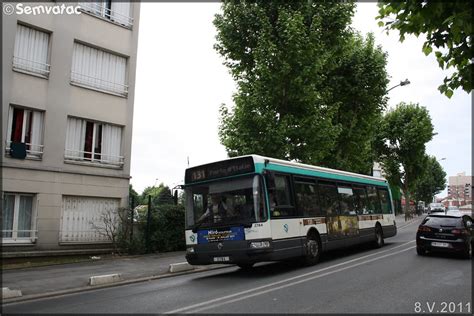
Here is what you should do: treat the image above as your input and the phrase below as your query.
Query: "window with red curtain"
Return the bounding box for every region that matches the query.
[11,108,24,143]
[84,121,94,159]
[94,124,102,160]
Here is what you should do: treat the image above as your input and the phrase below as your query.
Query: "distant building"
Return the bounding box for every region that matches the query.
[2,2,140,254]
[444,172,472,207]
[372,162,384,178]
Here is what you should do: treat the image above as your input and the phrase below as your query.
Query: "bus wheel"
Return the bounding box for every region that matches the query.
[373,225,384,248]
[237,262,254,270]
[302,233,321,266]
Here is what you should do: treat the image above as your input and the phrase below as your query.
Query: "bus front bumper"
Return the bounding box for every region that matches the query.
[185,240,273,265]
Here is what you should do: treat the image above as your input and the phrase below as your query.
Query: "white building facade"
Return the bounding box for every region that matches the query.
[2,1,140,253]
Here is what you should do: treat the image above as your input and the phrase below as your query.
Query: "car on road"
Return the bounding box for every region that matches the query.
[428,203,445,214]
[416,213,473,259]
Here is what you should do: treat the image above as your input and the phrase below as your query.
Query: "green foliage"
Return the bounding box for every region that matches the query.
[375,102,435,212]
[143,204,186,253]
[215,0,388,173]
[377,1,473,97]
[322,33,389,173]
[129,184,140,207]
[413,155,447,204]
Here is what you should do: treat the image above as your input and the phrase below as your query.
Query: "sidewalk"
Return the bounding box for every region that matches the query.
[395,212,424,226]
[1,251,228,303]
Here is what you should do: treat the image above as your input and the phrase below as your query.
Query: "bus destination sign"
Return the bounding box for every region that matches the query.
[185,156,255,184]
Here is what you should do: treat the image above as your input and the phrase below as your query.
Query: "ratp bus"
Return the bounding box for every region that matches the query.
[184,155,396,268]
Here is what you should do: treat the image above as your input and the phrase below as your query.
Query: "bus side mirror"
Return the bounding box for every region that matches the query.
[264,170,276,190]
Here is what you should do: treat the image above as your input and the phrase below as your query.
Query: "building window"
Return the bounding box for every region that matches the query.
[71,42,128,96]
[2,193,37,243]
[60,196,120,243]
[65,117,124,167]
[5,106,44,159]
[13,24,50,77]
[79,1,133,28]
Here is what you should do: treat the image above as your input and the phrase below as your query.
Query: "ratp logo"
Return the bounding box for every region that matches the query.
[283,224,289,233]
[189,235,196,243]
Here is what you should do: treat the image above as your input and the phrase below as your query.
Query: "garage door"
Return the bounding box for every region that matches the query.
[60,196,120,243]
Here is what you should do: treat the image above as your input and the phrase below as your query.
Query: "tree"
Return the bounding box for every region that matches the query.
[376,1,473,98]
[129,184,140,206]
[413,155,447,204]
[322,33,388,174]
[375,102,435,214]
[215,1,389,171]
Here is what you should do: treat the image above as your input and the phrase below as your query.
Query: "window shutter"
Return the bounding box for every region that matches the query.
[72,42,127,95]
[111,1,131,26]
[28,111,44,156]
[14,24,49,75]
[65,117,87,159]
[101,124,122,164]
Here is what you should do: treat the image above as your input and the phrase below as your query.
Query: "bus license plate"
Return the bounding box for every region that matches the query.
[431,242,449,248]
[213,256,230,262]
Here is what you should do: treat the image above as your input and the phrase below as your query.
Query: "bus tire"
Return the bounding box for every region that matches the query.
[237,262,254,270]
[373,224,384,248]
[302,233,321,266]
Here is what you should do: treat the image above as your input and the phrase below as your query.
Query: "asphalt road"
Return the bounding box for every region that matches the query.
[3,217,472,314]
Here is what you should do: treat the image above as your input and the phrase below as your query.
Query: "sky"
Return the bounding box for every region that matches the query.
[131,2,472,197]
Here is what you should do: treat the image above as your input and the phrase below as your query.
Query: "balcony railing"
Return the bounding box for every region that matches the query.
[13,56,50,77]
[2,229,38,243]
[71,71,128,96]
[79,2,133,28]
[65,148,124,167]
[5,141,44,158]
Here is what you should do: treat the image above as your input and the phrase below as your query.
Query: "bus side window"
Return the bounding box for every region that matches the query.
[377,188,391,214]
[366,186,381,214]
[337,185,354,215]
[294,178,320,217]
[271,175,295,217]
[318,181,339,216]
[352,186,368,215]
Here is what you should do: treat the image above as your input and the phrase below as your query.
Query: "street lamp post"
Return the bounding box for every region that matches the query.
[387,79,411,93]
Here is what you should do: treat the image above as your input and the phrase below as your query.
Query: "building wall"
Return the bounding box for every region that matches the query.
[2,2,140,252]
[447,172,472,207]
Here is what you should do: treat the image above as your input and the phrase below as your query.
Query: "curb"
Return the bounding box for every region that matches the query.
[1,264,233,305]
[89,273,122,286]
[169,262,194,273]
[2,287,23,299]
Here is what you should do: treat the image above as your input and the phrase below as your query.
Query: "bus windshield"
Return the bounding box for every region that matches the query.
[185,175,267,229]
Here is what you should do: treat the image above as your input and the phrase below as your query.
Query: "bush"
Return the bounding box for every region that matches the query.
[141,204,186,253]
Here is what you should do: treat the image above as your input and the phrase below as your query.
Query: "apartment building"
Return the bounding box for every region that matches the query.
[2,2,140,253]
[446,172,472,207]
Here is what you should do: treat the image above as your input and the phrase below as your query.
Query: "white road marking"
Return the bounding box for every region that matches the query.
[166,240,416,314]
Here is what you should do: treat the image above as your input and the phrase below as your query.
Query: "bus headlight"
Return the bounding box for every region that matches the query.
[186,247,195,254]
[250,241,271,249]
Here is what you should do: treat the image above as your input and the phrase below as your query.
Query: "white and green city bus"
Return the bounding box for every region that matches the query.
[184,155,396,268]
